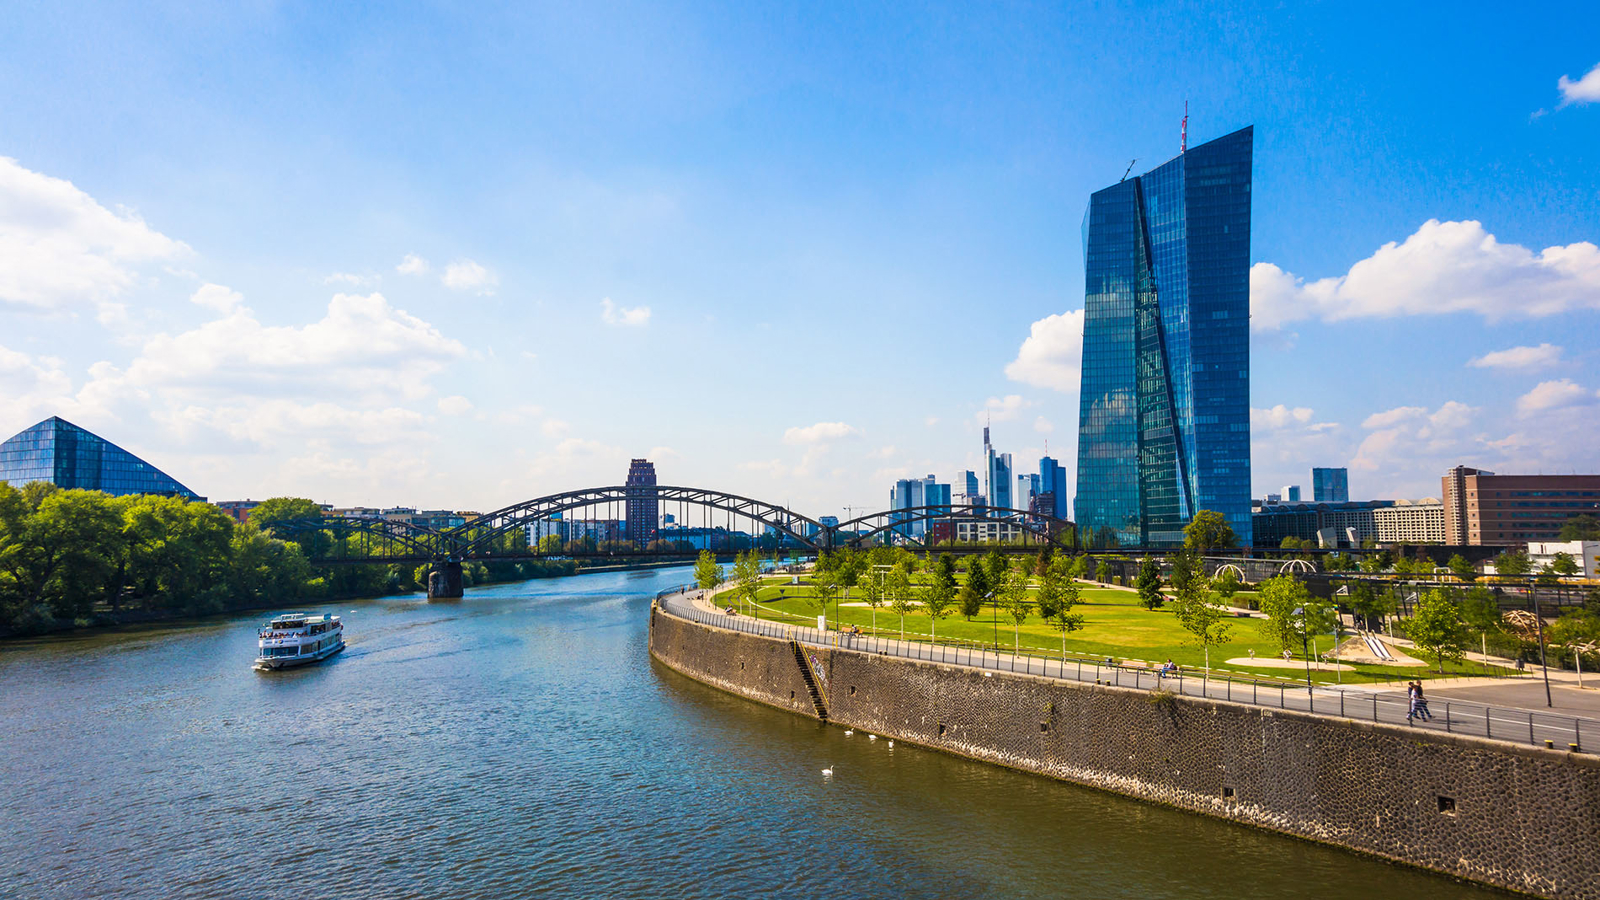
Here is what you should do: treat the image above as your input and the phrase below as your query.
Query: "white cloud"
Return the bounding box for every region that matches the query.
[396,254,430,275]
[783,421,858,444]
[442,259,497,294]
[977,395,1031,424]
[1352,400,1478,476]
[600,297,651,327]
[190,283,243,314]
[868,445,897,459]
[1468,343,1563,370]
[1033,416,1054,433]
[1251,220,1600,331]
[324,272,376,287]
[1515,379,1594,416]
[0,343,74,425]
[924,416,939,427]
[541,418,571,438]
[1253,404,1314,429]
[437,395,473,415]
[1558,61,1600,106]
[0,156,189,312]
[1005,309,1084,392]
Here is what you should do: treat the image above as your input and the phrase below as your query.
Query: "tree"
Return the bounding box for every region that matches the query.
[1172,576,1233,678]
[983,550,1009,592]
[1211,567,1242,604]
[856,567,885,632]
[693,550,725,598]
[537,534,564,554]
[1493,548,1532,577]
[1558,514,1600,542]
[1408,588,1469,673]
[958,562,989,620]
[1035,556,1064,622]
[922,553,957,641]
[1136,557,1165,610]
[1345,582,1395,631]
[809,567,841,631]
[1184,509,1238,552]
[999,566,1032,653]
[887,565,915,640]
[732,550,763,616]
[1046,567,1085,659]
[250,497,333,559]
[1549,552,1580,577]
[1257,574,1312,657]
[1167,550,1203,602]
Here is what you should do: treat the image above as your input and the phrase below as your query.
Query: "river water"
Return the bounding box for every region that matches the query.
[1,566,1499,899]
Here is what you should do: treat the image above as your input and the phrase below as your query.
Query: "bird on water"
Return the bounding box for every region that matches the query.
[821,765,834,777]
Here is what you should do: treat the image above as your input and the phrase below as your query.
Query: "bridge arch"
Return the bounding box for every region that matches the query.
[827,505,1077,552]
[265,516,447,561]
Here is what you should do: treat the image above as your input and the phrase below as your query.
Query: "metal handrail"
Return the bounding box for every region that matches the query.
[655,595,1597,753]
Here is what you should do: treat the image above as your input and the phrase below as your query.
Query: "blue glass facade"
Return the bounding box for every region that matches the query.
[1312,467,1349,502]
[1039,456,1070,520]
[1075,126,1253,547]
[0,417,201,500]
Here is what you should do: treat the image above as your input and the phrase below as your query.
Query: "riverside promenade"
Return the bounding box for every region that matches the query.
[659,586,1600,752]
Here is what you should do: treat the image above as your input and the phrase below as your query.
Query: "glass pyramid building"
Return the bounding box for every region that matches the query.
[0,416,201,500]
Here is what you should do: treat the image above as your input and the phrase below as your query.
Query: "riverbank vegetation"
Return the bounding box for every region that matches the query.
[0,485,574,637]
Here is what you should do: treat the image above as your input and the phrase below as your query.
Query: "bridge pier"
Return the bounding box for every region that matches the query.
[427,561,464,600]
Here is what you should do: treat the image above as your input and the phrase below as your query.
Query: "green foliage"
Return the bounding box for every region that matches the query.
[537,534,564,554]
[958,562,989,620]
[983,550,1009,592]
[1171,575,1233,668]
[808,566,840,620]
[1550,608,1600,649]
[1256,574,1312,656]
[693,550,725,593]
[887,566,915,630]
[732,550,762,610]
[1447,554,1476,581]
[1183,509,1238,552]
[1407,588,1469,673]
[1548,552,1579,577]
[1211,567,1241,601]
[1558,514,1600,542]
[1459,586,1502,635]
[1000,566,1031,627]
[921,553,957,633]
[1493,548,1532,576]
[1135,557,1164,610]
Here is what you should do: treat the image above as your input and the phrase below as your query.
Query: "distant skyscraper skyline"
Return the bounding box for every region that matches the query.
[1074,126,1254,547]
[983,424,1013,512]
[1039,455,1069,521]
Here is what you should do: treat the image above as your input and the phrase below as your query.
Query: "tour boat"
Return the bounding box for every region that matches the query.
[255,612,345,670]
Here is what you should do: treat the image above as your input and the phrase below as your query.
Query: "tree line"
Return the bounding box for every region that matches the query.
[0,486,576,637]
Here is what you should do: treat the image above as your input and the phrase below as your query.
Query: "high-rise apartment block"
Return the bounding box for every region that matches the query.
[1075,126,1254,547]
[1312,467,1349,502]
[624,458,658,545]
[1443,465,1600,545]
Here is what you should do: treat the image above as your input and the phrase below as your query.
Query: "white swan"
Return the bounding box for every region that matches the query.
[821,765,834,776]
[868,734,878,741]
[887,740,894,749]
[843,729,854,736]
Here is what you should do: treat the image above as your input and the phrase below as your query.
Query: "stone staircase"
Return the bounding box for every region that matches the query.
[789,639,829,721]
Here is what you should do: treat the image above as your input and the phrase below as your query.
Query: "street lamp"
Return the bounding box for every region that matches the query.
[1529,576,1553,708]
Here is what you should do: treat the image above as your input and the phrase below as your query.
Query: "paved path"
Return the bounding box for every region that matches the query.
[657,588,1600,752]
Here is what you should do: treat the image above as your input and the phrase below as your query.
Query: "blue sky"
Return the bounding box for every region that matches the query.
[2,1,1597,517]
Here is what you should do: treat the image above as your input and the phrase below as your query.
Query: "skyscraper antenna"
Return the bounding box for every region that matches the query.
[1181,101,1188,153]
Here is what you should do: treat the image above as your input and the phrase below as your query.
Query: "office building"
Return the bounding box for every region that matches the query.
[1373,499,1445,544]
[983,426,1012,511]
[1016,473,1041,511]
[1312,467,1349,503]
[889,475,950,538]
[1281,485,1301,503]
[625,458,658,546]
[1252,500,1393,548]
[1039,455,1070,521]
[0,416,201,500]
[214,500,261,523]
[1074,126,1254,547]
[1443,465,1600,545]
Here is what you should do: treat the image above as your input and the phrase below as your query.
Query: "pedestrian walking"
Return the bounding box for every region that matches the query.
[1406,681,1420,724]
[1414,682,1433,721]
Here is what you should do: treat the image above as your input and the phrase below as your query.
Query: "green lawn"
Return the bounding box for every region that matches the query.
[722,576,1512,686]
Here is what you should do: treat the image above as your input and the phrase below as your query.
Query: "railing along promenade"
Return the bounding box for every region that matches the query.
[654,586,1598,754]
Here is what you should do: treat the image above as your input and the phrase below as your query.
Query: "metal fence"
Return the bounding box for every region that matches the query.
[654,587,1597,753]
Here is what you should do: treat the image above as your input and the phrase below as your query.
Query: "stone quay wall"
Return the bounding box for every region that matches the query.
[649,605,1600,900]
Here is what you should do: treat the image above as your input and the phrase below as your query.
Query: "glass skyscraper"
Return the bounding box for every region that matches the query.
[1074,126,1253,547]
[0,416,201,500]
[1039,456,1069,521]
[1312,467,1349,502]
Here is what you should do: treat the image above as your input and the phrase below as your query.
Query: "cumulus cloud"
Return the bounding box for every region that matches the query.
[324,272,376,287]
[1352,401,1478,475]
[977,395,1031,424]
[437,395,474,415]
[1005,309,1084,392]
[0,343,75,424]
[1515,379,1594,416]
[1468,343,1563,370]
[0,156,189,312]
[190,283,243,314]
[442,259,497,294]
[783,421,858,444]
[600,297,651,327]
[1251,220,1600,331]
[396,254,430,275]
[1558,61,1600,106]
[1253,404,1314,429]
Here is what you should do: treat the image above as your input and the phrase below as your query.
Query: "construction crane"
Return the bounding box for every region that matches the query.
[1120,159,1137,182]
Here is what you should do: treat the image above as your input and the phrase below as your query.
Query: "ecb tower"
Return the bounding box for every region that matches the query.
[1074,126,1253,548]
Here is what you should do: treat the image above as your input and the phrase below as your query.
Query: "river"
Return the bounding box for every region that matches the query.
[0,566,1499,899]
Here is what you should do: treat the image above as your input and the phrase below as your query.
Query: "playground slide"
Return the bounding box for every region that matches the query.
[1363,634,1395,661]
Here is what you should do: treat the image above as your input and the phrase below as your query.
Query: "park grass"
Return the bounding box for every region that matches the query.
[727,576,1513,686]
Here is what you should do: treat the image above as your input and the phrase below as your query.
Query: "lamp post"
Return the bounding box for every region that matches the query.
[1529,577,1553,708]
[1293,606,1313,696]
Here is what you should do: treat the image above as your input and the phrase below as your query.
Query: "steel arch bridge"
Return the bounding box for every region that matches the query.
[263,483,1079,596]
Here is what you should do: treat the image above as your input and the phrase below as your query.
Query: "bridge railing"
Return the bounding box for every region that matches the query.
[655,596,1598,753]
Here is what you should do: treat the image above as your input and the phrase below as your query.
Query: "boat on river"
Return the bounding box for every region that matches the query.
[255,612,345,670]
